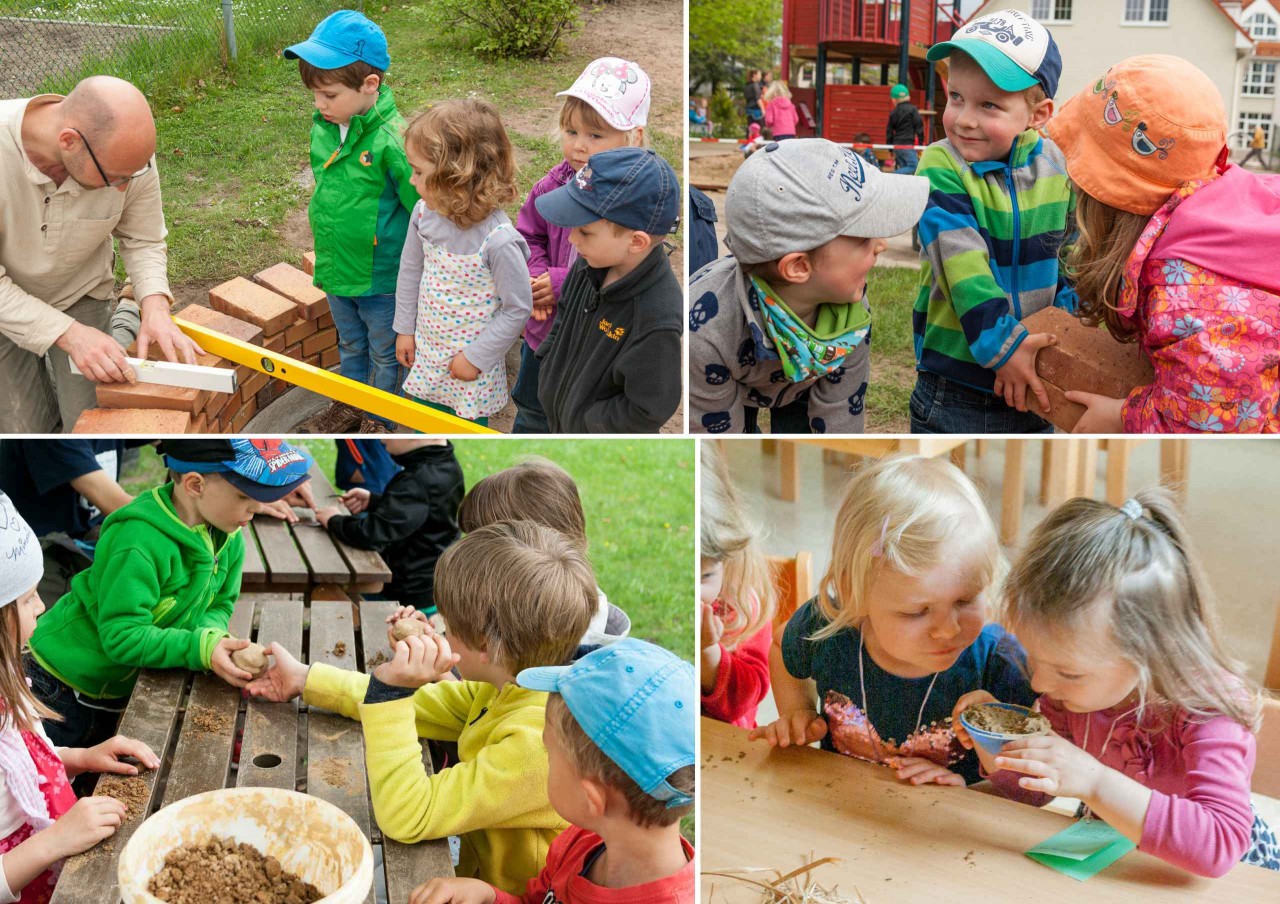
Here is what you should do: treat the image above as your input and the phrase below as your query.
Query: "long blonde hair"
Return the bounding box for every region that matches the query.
[700,444,775,648]
[764,81,792,102]
[0,604,58,732]
[813,456,1002,642]
[1062,188,1150,341]
[1003,489,1262,732]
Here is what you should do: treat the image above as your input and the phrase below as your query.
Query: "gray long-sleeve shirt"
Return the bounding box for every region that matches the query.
[394,202,532,374]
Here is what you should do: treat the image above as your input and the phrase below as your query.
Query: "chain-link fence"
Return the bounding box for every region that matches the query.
[0,1,363,98]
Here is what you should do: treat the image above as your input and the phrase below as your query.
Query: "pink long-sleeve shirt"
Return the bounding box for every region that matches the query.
[700,620,772,729]
[987,695,1258,878]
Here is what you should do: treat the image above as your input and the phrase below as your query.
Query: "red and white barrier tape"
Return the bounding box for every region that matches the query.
[694,137,927,151]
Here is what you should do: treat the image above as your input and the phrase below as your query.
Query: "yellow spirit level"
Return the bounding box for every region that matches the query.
[176,317,496,434]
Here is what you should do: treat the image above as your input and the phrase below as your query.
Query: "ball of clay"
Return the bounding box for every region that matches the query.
[231,642,269,678]
[391,618,429,642]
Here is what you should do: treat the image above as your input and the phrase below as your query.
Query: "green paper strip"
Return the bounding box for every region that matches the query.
[1025,819,1137,881]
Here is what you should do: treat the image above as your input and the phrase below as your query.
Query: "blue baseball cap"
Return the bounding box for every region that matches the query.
[928,9,1061,99]
[161,439,313,503]
[284,10,390,72]
[518,638,694,808]
[535,147,681,235]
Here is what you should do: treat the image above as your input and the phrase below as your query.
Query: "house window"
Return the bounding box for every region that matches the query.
[1246,12,1278,40]
[1238,113,1273,149]
[1244,61,1277,96]
[1124,0,1168,23]
[1031,0,1073,22]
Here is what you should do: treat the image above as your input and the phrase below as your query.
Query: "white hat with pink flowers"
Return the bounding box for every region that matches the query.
[557,57,652,131]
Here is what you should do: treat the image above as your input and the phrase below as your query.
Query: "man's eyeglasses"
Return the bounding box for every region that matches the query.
[70,128,152,188]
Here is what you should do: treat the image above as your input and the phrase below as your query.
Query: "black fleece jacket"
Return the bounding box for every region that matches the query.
[325,443,464,611]
[536,244,682,433]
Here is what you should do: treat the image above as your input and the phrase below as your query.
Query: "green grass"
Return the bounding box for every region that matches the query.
[121,439,695,661]
[866,265,920,433]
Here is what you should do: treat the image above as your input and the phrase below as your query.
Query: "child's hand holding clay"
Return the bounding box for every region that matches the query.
[375,633,460,689]
[409,876,497,904]
[245,642,309,703]
[386,605,431,650]
[950,690,998,750]
[994,733,1105,799]
[747,709,828,748]
[210,637,256,688]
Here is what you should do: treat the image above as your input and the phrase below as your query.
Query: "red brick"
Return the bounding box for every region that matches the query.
[271,379,291,401]
[188,412,209,434]
[284,317,318,346]
[303,328,337,357]
[240,368,270,400]
[173,304,264,347]
[72,408,191,435]
[302,251,317,276]
[229,403,254,434]
[96,381,203,415]
[205,412,221,434]
[209,277,297,336]
[304,352,321,367]
[284,342,303,361]
[265,332,287,352]
[317,311,335,329]
[1023,307,1154,431]
[254,263,328,320]
[321,346,341,369]
[256,384,278,410]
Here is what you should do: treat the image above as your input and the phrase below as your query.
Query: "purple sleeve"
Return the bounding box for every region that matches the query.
[1138,716,1257,877]
[515,192,553,279]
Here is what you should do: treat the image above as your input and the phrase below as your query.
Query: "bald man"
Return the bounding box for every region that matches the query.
[0,76,202,432]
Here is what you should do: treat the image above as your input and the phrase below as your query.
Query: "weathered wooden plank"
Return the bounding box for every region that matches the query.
[238,596,303,790]
[308,463,392,585]
[240,522,267,586]
[160,596,256,807]
[50,668,189,903]
[292,520,353,584]
[357,600,455,895]
[253,515,309,587]
[307,599,375,904]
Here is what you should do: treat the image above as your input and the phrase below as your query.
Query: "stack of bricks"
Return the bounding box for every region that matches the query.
[72,256,339,434]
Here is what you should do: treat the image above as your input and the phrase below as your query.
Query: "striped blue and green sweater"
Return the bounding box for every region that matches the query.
[913,129,1077,392]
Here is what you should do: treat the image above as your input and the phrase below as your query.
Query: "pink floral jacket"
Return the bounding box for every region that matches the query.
[1118,178,1280,433]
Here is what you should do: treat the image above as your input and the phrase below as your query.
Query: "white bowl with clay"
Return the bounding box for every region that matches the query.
[118,787,373,904]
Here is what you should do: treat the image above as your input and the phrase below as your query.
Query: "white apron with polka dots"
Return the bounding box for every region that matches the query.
[402,223,512,420]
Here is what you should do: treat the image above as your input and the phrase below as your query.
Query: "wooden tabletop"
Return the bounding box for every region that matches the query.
[700,718,1277,903]
[52,594,453,904]
[241,462,392,594]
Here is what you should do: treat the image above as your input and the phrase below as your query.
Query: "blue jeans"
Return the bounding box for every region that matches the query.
[894,149,919,175]
[910,371,1054,434]
[511,340,549,434]
[327,293,401,425]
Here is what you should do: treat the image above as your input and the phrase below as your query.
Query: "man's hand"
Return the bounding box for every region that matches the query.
[1065,391,1125,434]
[992,332,1056,413]
[55,321,135,384]
[448,352,481,382]
[136,294,203,364]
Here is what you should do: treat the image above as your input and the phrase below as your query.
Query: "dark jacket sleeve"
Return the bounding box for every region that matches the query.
[326,478,428,551]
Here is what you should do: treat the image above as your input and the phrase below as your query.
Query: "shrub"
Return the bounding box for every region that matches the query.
[709,89,743,139]
[427,0,579,59]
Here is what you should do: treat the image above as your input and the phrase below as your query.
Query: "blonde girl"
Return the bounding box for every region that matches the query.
[958,490,1279,876]
[749,456,1035,787]
[762,81,799,141]
[1048,55,1279,433]
[0,493,158,903]
[512,57,651,433]
[395,99,533,425]
[700,444,776,729]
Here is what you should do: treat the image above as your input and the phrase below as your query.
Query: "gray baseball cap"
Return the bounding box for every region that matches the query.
[724,139,930,265]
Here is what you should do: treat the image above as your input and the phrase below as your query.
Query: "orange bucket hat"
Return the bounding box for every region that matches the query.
[1046,55,1227,216]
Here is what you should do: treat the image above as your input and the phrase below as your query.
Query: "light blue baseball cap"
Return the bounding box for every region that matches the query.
[518,638,694,808]
[284,10,390,72]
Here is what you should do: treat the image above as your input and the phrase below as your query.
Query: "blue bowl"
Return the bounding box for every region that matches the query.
[959,703,1046,757]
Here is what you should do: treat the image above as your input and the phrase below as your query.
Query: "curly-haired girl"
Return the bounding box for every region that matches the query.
[395,99,534,425]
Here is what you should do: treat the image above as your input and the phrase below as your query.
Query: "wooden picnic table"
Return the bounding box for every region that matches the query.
[51,594,454,904]
[700,718,1278,903]
[241,461,392,595]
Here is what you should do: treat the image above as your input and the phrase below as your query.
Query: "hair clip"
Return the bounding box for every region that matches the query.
[1120,498,1143,521]
[870,514,891,558]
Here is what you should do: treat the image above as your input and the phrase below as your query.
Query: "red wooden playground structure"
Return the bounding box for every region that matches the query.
[782,0,965,145]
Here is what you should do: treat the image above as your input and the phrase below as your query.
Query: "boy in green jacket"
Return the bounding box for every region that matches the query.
[25,439,313,748]
[285,11,419,433]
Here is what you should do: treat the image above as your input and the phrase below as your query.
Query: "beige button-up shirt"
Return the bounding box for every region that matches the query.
[0,94,172,355]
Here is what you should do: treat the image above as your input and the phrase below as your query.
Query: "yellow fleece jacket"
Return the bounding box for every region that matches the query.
[304,664,567,893]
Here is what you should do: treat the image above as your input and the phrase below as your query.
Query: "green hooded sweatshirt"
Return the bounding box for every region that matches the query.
[28,484,245,699]
[308,86,420,297]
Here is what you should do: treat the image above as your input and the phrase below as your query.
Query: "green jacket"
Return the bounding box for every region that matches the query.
[308,86,419,297]
[28,485,244,699]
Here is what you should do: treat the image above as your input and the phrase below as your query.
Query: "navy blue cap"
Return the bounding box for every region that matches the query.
[161,439,313,503]
[284,10,390,72]
[535,147,680,235]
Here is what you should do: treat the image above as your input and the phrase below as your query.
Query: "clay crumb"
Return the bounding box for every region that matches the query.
[962,704,1048,735]
[332,641,346,657]
[190,706,231,735]
[316,756,354,790]
[148,836,323,903]
[96,775,149,819]
[367,651,389,669]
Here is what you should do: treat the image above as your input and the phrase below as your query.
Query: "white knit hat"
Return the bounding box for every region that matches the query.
[0,492,41,605]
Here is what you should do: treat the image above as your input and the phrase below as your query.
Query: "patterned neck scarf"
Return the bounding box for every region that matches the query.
[750,277,870,382]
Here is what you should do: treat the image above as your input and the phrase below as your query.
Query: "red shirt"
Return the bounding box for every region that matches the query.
[700,621,772,729]
[492,826,695,904]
